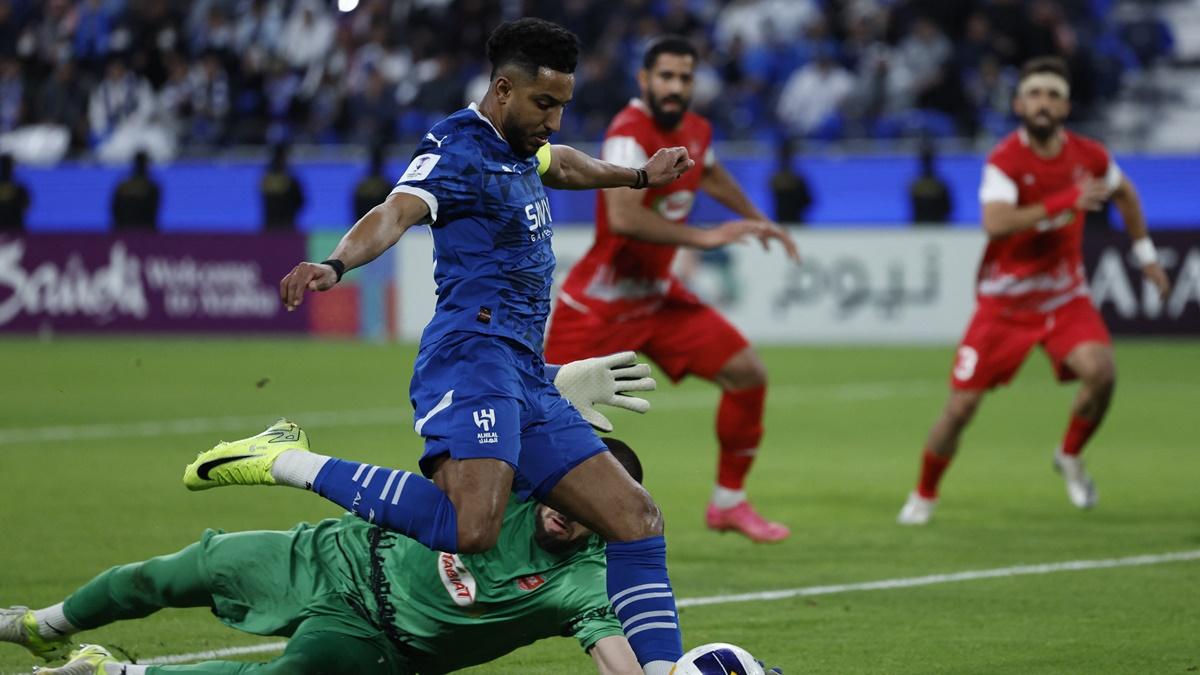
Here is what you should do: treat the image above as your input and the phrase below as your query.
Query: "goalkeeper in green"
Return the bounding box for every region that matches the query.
[1,355,655,675]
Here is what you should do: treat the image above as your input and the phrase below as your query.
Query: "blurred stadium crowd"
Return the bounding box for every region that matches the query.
[0,0,1186,161]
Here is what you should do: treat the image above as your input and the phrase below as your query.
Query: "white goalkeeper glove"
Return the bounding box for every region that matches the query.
[552,351,657,433]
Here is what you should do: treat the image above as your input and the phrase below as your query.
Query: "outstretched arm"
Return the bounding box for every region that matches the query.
[279,191,429,310]
[540,144,694,191]
[700,159,769,221]
[1110,176,1171,299]
[589,636,642,675]
[700,160,799,261]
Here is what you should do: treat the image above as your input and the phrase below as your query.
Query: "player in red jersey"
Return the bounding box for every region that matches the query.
[897,57,1172,525]
[545,36,799,542]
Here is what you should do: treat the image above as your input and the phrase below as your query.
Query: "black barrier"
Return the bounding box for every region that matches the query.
[1085,230,1200,336]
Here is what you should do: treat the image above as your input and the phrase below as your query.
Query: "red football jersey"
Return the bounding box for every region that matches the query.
[558,99,715,320]
[975,129,1122,315]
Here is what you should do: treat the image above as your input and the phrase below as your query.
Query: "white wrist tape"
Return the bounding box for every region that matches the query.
[1131,238,1158,266]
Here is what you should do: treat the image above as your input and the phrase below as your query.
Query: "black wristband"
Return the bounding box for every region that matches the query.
[321,258,346,282]
[633,168,648,189]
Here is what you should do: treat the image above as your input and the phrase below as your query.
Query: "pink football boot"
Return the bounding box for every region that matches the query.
[705,501,790,543]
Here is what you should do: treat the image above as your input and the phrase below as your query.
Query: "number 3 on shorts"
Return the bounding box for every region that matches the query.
[953,346,979,382]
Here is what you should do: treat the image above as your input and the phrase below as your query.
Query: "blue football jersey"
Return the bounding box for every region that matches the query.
[391,103,556,353]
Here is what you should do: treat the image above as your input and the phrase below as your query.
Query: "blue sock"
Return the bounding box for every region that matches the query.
[312,458,459,552]
[606,536,684,667]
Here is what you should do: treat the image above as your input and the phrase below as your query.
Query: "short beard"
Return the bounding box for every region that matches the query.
[533,509,585,555]
[1022,116,1060,142]
[648,95,687,129]
[501,119,536,157]
[533,523,583,555]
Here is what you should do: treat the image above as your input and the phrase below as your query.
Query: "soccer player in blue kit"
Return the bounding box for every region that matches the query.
[184,19,694,675]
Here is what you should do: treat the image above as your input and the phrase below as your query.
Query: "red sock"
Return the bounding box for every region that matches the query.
[1061,415,1099,456]
[916,449,952,499]
[716,386,765,490]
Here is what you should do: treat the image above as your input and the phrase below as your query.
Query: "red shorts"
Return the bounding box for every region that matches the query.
[545,291,749,383]
[950,296,1111,390]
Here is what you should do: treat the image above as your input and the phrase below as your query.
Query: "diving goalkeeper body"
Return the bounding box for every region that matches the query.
[2,436,646,675]
[2,355,656,675]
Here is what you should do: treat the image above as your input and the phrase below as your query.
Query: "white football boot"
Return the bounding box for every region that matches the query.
[1053,449,1098,509]
[897,492,937,525]
[32,644,118,674]
[0,607,70,661]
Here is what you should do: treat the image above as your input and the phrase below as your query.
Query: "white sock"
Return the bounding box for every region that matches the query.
[644,661,677,675]
[711,485,746,510]
[270,450,331,489]
[105,664,148,675]
[33,603,76,639]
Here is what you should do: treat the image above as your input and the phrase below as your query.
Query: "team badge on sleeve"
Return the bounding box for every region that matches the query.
[400,153,441,183]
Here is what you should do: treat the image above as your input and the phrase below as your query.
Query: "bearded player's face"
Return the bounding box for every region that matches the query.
[1013,80,1070,142]
[499,66,574,157]
[640,53,695,129]
[533,504,592,554]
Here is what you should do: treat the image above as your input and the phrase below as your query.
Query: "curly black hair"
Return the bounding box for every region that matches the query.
[486,18,580,80]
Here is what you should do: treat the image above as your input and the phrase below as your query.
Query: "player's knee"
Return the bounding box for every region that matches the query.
[946,394,982,426]
[1084,358,1116,390]
[742,359,768,388]
[719,349,767,390]
[638,497,665,538]
[617,490,664,540]
[456,519,502,554]
[455,507,504,553]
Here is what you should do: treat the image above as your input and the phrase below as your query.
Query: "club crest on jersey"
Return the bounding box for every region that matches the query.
[473,408,495,431]
[515,574,546,591]
[474,408,499,444]
[437,552,477,607]
[1035,209,1074,232]
[652,190,695,221]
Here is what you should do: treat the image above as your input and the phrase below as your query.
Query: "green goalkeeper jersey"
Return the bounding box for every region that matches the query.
[330,495,622,673]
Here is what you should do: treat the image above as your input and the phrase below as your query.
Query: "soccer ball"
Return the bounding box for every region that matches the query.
[672,642,765,674]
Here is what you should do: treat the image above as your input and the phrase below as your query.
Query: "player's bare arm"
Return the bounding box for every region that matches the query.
[1110,176,1171,298]
[278,191,429,310]
[700,160,800,261]
[540,144,694,190]
[589,636,642,675]
[604,185,781,251]
[981,176,1107,238]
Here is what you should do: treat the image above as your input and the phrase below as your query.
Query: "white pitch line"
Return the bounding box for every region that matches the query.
[142,642,289,665]
[0,409,401,446]
[49,548,1196,670]
[676,549,1200,608]
[0,381,941,447]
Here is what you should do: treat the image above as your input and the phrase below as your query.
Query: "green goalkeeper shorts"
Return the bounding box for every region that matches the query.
[195,521,413,674]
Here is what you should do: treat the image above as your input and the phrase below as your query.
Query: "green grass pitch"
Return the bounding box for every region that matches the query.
[1,338,1198,674]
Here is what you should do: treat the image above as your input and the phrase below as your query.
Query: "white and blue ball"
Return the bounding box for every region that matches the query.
[672,642,765,674]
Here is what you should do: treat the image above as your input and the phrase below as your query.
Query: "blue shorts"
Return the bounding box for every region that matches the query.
[409,332,607,501]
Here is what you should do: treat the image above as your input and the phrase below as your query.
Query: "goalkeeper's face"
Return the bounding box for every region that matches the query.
[534,504,593,554]
[640,53,695,130]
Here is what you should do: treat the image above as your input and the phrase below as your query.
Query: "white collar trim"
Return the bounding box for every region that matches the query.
[468,102,505,140]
